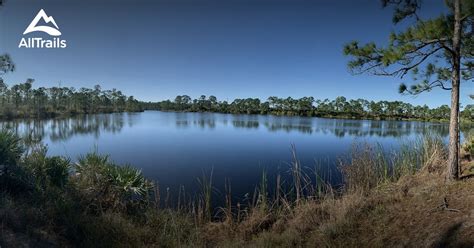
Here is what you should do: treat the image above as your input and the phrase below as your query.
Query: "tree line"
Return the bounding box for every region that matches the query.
[143,95,474,122]
[0,79,143,119]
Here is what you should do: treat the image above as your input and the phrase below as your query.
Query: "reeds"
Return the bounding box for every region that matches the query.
[339,143,389,193]
[339,134,446,194]
[197,168,214,221]
[290,144,302,203]
[148,135,446,226]
[0,130,453,247]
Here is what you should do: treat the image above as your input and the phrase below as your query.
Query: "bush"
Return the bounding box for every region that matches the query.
[74,152,153,213]
[23,147,71,191]
[463,136,474,159]
[0,130,24,168]
[0,131,31,193]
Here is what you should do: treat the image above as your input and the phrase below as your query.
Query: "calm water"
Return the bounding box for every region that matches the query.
[1,111,464,205]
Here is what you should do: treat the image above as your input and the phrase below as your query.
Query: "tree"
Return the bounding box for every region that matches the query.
[0,54,14,86]
[344,0,474,180]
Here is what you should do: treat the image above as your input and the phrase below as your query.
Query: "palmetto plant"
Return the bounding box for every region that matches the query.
[108,165,153,198]
[75,151,153,212]
[23,147,70,190]
[0,130,31,193]
[0,130,23,167]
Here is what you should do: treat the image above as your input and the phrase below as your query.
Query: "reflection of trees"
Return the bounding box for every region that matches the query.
[265,123,313,134]
[260,117,452,137]
[314,119,451,138]
[6,112,465,143]
[0,113,130,143]
[193,119,216,129]
[262,117,314,134]
[175,120,189,128]
[170,113,463,137]
[233,120,259,129]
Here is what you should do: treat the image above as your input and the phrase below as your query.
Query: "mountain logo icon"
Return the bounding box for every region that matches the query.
[23,9,61,36]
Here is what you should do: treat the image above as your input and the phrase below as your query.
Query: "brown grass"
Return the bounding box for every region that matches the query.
[2,136,474,247]
[197,136,474,247]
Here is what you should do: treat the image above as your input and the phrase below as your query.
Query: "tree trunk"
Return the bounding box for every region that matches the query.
[447,0,462,181]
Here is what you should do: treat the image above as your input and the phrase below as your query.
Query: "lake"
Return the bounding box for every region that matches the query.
[0,111,462,206]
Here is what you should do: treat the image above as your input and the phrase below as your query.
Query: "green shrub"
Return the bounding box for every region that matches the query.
[463,136,474,158]
[23,147,71,191]
[74,152,153,212]
[0,130,31,193]
[0,130,23,166]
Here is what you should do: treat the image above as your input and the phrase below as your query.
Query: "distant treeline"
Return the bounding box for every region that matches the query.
[143,95,474,122]
[0,79,143,119]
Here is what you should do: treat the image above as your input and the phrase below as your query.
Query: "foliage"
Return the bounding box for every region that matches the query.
[0,130,31,194]
[0,130,23,166]
[463,134,474,158]
[144,94,473,122]
[0,80,143,119]
[340,135,446,193]
[0,131,458,247]
[75,152,153,212]
[344,0,474,94]
[0,54,15,85]
[197,169,214,221]
[339,143,389,193]
[343,0,474,180]
[23,147,71,191]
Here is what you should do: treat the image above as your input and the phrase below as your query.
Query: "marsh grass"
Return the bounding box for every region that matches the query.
[257,169,269,211]
[0,130,452,247]
[339,143,389,193]
[197,168,214,222]
[339,134,446,194]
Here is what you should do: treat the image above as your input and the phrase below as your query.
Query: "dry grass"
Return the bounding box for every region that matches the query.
[2,135,474,247]
[197,136,474,247]
[199,173,474,247]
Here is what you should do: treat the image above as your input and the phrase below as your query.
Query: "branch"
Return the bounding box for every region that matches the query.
[403,79,452,95]
[376,46,444,78]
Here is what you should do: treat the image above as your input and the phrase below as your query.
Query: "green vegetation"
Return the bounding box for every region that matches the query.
[343,0,474,180]
[0,131,192,247]
[462,131,474,158]
[144,95,473,123]
[0,79,143,119]
[463,138,474,159]
[2,53,471,125]
[0,54,142,120]
[2,130,473,247]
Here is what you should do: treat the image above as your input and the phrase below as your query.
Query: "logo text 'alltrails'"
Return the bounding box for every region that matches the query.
[19,9,67,48]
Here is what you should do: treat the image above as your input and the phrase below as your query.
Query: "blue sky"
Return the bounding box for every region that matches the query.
[0,0,472,107]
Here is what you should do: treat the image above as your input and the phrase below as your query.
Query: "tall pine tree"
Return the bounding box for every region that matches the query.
[344,0,474,180]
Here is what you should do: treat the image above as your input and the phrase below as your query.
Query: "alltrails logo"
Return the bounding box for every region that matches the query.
[18,9,67,48]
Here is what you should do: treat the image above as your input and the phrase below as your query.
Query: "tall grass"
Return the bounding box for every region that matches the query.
[340,135,446,193]
[257,169,268,211]
[197,168,214,222]
[393,134,446,176]
[290,144,302,203]
[0,130,450,247]
[339,143,389,193]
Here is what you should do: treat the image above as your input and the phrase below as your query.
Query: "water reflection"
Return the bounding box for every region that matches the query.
[166,113,458,137]
[0,111,470,144]
[2,111,471,205]
[0,113,132,143]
